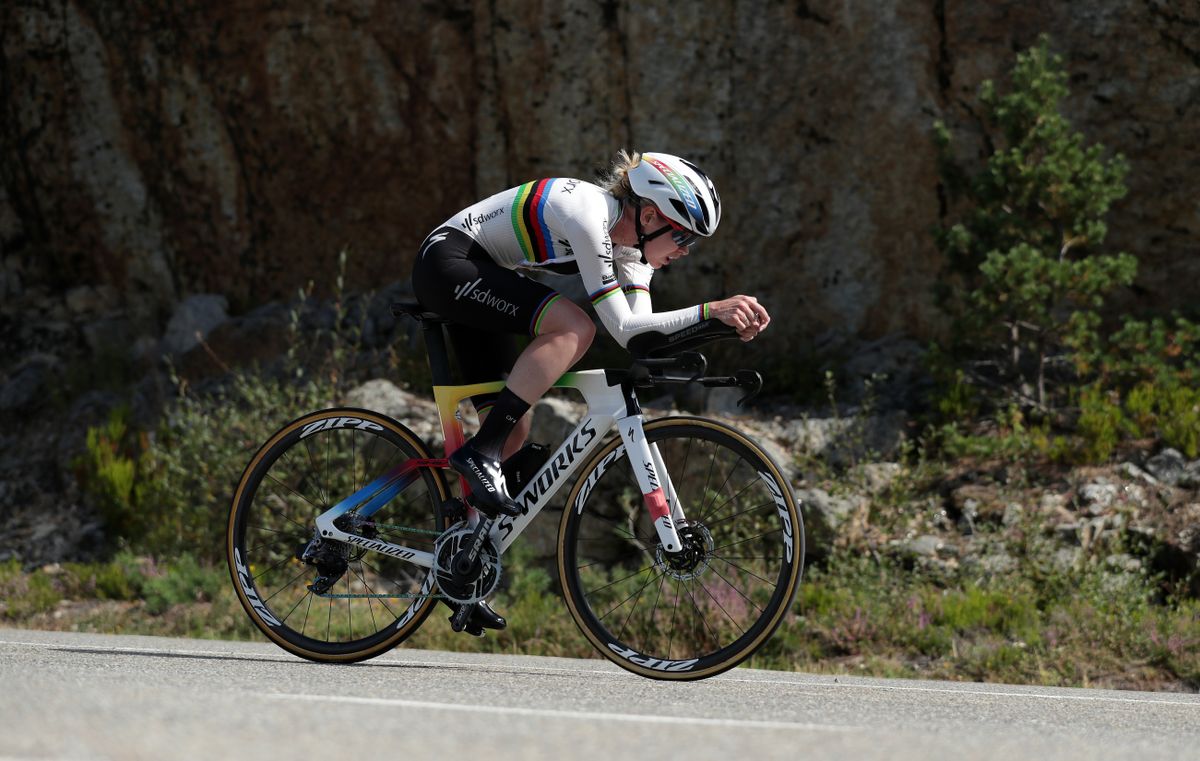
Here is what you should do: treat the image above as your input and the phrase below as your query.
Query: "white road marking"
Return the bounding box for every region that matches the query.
[5,637,1198,709]
[262,691,861,732]
[726,678,1200,708]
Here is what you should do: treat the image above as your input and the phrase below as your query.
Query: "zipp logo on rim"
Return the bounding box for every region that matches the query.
[234,548,281,627]
[453,278,520,316]
[758,470,794,561]
[301,417,384,439]
[607,643,699,672]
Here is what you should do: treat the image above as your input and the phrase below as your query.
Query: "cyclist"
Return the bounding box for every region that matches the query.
[412,151,770,634]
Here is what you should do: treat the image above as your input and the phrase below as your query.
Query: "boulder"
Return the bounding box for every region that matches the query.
[162,294,229,355]
[343,379,414,420]
[1146,449,1187,486]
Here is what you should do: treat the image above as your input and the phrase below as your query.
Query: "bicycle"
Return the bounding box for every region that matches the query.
[227,299,804,680]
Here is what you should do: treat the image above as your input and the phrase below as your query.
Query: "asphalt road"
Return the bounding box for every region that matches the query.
[1,628,1197,761]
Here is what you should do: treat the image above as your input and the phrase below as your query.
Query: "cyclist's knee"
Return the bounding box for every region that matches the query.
[540,299,594,351]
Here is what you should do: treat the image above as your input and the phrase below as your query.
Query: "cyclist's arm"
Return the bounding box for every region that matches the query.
[616,256,653,314]
[550,206,707,348]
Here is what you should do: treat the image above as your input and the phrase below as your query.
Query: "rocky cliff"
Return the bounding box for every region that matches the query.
[2,1,1198,357]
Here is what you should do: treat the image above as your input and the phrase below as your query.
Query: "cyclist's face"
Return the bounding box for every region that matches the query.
[641,209,694,269]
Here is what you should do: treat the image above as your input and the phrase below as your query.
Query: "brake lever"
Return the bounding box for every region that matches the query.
[735,369,763,407]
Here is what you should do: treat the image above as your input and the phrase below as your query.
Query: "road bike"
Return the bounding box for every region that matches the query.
[227,300,804,680]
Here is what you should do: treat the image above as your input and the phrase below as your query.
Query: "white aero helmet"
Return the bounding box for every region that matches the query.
[628,152,722,237]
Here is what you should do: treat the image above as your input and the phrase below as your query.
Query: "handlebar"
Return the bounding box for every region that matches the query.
[608,320,765,408]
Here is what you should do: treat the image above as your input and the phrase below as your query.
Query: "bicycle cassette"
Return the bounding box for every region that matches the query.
[432,526,502,605]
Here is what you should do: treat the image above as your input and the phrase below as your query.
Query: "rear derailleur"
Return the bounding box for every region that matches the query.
[298,514,376,595]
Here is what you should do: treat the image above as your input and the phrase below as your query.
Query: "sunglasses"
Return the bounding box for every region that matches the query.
[643,217,699,249]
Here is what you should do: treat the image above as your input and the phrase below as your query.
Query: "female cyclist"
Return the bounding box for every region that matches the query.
[412,151,770,634]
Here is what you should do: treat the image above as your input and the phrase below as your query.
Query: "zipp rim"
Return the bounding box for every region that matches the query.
[557,416,804,681]
[226,407,450,663]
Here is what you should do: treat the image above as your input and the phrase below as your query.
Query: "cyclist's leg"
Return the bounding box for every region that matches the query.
[506,296,596,403]
[445,327,531,460]
[413,229,564,515]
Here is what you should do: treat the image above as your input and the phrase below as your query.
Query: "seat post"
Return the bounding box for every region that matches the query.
[421,321,454,387]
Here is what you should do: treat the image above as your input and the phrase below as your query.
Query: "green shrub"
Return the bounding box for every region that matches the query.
[143,555,226,614]
[78,407,148,544]
[1076,387,1126,463]
[0,562,63,619]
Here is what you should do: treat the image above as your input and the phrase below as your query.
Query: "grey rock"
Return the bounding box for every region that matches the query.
[1056,523,1082,545]
[1001,503,1024,526]
[781,411,906,466]
[704,387,746,416]
[971,551,1016,575]
[0,360,51,413]
[65,285,117,315]
[342,379,421,421]
[1079,481,1118,513]
[1146,449,1186,486]
[1105,554,1143,573]
[1180,461,1200,490]
[795,487,863,555]
[162,294,229,355]
[855,462,903,494]
[529,396,584,447]
[903,534,944,558]
[1120,462,1159,486]
[1053,547,1082,571]
[82,316,133,355]
[1039,492,1068,512]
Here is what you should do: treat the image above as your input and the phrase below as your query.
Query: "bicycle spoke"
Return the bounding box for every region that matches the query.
[265,473,325,522]
[641,571,669,651]
[301,589,314,636]
[585,561,658,598]
[279,587,313,626]
[700,474,763,525]
[711,528,782,554]
[702,498,775,529]
[262,565,313,605]
[695,576,748,635]
[707,562,765,615]
[683,576,722,644]
[700,453,741,521]
[666,579,681,660]
[615,568,664,640]
[714,556,776,586]
[254,552,302,584]
[598,566,658,623]
[298,437,331,508]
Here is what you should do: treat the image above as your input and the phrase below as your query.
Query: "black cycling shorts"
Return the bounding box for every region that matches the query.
[411,227,563,413]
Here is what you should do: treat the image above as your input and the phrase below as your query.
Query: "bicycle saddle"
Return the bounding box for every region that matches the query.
[391,300,450,324]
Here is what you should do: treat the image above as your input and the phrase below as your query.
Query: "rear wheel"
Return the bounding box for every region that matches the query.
[558,417,803,680]
[227,408,450,663]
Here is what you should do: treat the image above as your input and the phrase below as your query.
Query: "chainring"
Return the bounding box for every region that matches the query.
[432,525,502,605]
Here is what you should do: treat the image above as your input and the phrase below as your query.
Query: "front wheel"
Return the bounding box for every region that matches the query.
[558,417,804,680]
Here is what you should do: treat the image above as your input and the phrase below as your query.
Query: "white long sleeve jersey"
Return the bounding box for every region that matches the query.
[438,178,709,347]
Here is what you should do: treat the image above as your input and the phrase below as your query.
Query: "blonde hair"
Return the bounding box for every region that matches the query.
[598,149,642,201]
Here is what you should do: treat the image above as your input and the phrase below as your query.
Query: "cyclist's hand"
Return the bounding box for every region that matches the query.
[708,296,770,341]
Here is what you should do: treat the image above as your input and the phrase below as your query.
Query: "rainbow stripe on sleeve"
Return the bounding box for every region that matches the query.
[590,284,622,306]
[622,284,650,296]
[511,179,557,263]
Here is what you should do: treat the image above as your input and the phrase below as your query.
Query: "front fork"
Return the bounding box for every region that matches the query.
[618,415,685,553]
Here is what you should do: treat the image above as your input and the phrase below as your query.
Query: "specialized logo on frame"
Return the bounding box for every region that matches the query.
[453,278,519,316]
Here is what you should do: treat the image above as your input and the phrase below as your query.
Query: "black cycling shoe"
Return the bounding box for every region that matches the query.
[446,600,508,638]
[449,442,524,518]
